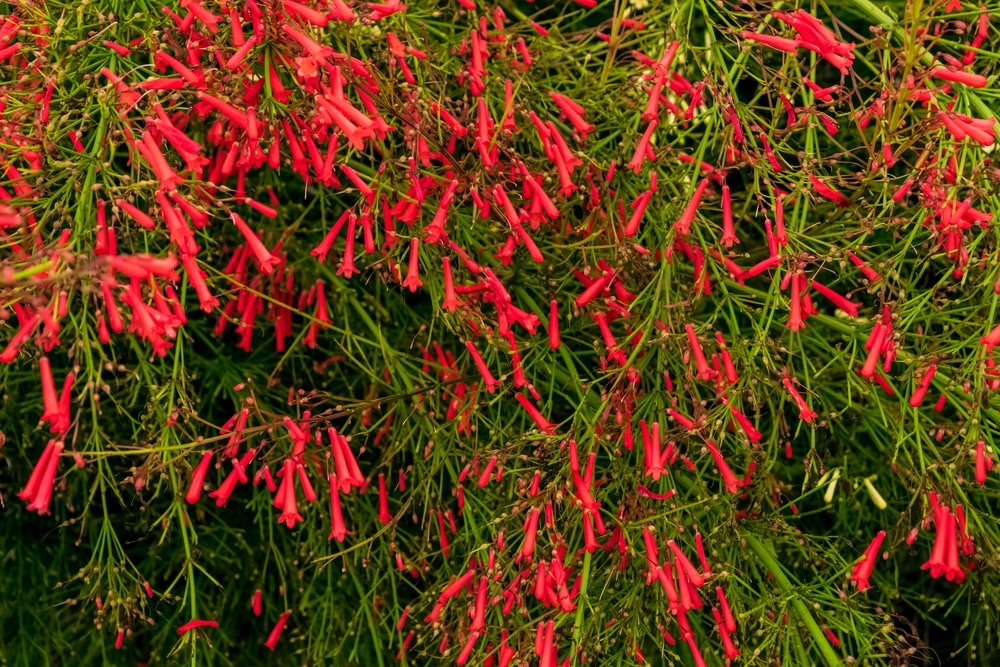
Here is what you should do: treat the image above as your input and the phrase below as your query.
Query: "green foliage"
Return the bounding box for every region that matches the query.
[0,0,999,665]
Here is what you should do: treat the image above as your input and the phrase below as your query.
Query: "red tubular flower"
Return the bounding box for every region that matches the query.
[19,440,63,515]
[667,540,705,588]
[727,402,762,443]
[720,183,738,246]
[252,590,263,617]
[624,190,652,238]
[264,610,292,650]
[231,212,279,274]
[908,364,937,408]
[456,631,480,665]
[284,0,329,26]
[0,314,40,363]
[627,120,657,173]
[943,508,965,583]
[337,215,360,278]
[225,34,257,70]
[640,526,661,581]
[715,332,739,384]
[668,408,695,431]
[786,272,804,331]
[657,561,680,615]
[402,238,422,292]
[548,92,594,138]
[115,199,156,229]
[808,174,849,207]
[849,530,885,591]
[845,250,881,283]
[859,323,886,378]
[939,111,996,146]
[742,255,782,279]
[329,429,364,492]
[518,507,540,562]
[643,70,666,122]
[209,448,257,506]
[684,324,714,381]
[705,440,741,494]
[975,440,989,485]
[741,31,801,53]
[185,451,214,504]
[38,357,61,431]
[781,372,817,423]
[982,323,1000,350]
[674,178,709,236]
[716,586,737,632]
[547,300,561,350]
[277,459,304,529]
[137,132,183,191]
[441,257,460,312]
[515,394,556,434]
[775,9,855,73]
[465,340,501,393]
[377,473,393,524]
[810,280,859,318]
[326,473,347,542]
[694,532,711,575]
[686,634,708,667]
[930,67,988,88]
[713,608,741,660]
[177,619,219,635]
[424,180,458,244]
[921,505,950,579]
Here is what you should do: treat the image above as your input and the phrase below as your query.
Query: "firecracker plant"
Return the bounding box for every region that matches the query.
[0,0,999,664]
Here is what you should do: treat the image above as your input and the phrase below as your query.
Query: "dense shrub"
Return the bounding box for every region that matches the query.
[0,0,998,664]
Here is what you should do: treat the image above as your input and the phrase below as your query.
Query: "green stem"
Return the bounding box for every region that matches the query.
[745,534,843,667]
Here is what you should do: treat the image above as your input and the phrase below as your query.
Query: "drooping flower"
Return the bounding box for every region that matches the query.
[377,473,393,524]
[402,237,422,292]
[276,459,304,529]
[705,440,741,494]
[18,440,63,515]
[328,473,349,542]
[674,178,710,236]
[264,610,292,650]
[185,451,214,504]
[849,530,885,591]
[908,364,938,408]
